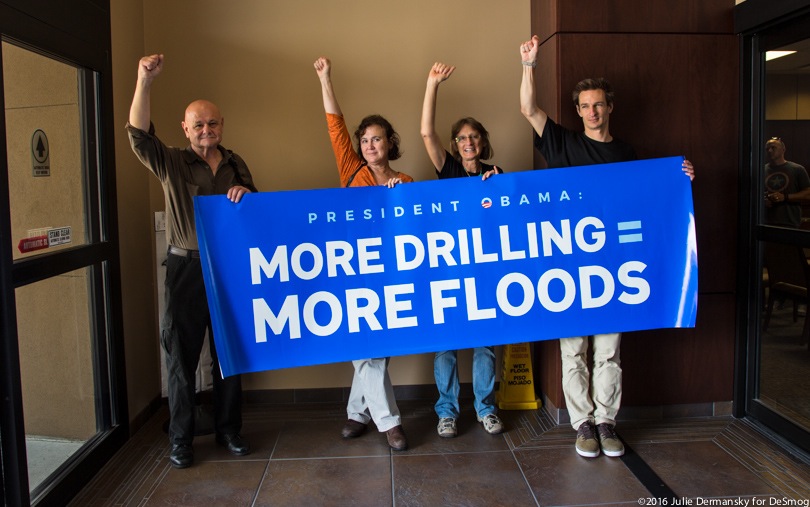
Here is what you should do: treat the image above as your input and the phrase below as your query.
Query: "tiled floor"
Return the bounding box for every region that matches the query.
[70,400,810,506]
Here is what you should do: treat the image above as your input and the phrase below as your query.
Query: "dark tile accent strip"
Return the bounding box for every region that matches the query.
[620,440,680,501]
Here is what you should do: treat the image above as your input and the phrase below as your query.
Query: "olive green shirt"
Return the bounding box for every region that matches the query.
[126,123,257,250]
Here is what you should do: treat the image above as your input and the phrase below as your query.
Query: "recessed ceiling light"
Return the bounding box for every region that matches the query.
[766,50,797,61]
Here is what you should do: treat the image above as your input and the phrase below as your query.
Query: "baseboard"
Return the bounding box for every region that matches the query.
[540,394,735,427]
[243,383,441,405]
[136,385,734,429]
[129,396,164,436]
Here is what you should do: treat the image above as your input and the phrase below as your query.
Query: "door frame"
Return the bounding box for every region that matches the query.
[0,1,128,505]
[735,0,810,454]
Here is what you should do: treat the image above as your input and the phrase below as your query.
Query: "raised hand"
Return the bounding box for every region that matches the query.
[314,57,331,80]
[519,36,540,66]
[428,62,455,85]
[130,54,164,130]
[138,54,164,81]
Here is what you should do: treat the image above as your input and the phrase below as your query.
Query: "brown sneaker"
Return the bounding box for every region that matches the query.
[385,425,408,451]
[575,421,600,458]
[596,423,625,457]
[341,419,367,439]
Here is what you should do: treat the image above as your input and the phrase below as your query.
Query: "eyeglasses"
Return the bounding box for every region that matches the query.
[454,134,481,144]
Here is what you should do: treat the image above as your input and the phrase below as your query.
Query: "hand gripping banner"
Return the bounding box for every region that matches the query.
[195,156,697,377]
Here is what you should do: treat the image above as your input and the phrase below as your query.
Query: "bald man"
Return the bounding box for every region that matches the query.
[127,54,257,469]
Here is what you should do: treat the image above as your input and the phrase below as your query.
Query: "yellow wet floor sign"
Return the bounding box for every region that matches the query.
[497,342,540,410]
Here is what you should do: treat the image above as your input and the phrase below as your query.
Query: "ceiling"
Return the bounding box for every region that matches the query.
[766,39,810,74]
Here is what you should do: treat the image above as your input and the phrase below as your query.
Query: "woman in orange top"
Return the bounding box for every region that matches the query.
[314,56,412,451]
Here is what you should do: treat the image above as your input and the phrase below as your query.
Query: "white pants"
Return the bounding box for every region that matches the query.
[560,333,622,430]
[346,358,401,432]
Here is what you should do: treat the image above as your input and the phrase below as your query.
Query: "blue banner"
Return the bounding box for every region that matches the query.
[195,156,697,377]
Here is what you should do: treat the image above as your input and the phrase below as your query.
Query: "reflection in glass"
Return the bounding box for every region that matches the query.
[763,137,810,227]
[15,269,97,492]
[758,38,810,432]
[763,39,810,230]
[3,41,89,260]
[759,241,810,430]
[3,39,99,494]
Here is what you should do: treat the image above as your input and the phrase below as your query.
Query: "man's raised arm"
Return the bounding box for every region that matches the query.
[519,36,549,137]
[129,54,164,131]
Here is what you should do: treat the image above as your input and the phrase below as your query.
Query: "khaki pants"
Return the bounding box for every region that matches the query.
[560,333,622,430]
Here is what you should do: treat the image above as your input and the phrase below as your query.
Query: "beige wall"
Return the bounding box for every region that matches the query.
[110,0,163,422]
[111,1,531,412]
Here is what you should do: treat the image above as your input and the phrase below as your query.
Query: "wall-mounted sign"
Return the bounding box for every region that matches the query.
[18,235,48,253]
[31,129,50,177]
[48,226,71,246]
[17,227,71,254]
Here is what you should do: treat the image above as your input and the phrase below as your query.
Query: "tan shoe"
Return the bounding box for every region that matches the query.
[597,423,625,457]
[385,425,408,451]
[575,421,600,458]
[477,413,505,435]
[437,417,457,438]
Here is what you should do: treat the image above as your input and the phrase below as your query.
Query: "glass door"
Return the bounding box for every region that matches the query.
[1,19,127,506]
[739,3,810,454]
[756,37,810,435]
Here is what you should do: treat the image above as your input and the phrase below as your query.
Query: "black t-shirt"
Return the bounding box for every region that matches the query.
[437,150,503,179]
[534,118,637,168]
[764,160,810,227]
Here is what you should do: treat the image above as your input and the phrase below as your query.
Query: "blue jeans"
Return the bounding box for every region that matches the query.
[434,347,497,419]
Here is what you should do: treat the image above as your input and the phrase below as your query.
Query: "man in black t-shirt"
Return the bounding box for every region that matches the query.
[518,35,694,460]
[519,39,636,168]
[763,137,810,227]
